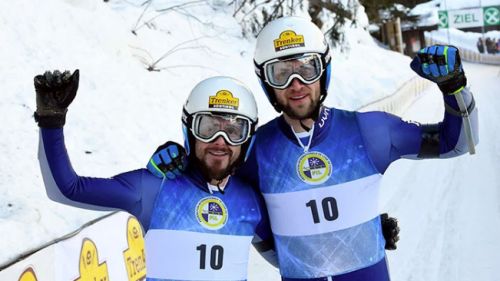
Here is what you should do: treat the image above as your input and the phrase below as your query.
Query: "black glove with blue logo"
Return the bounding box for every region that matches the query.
[410,45,466,94]
[34,69,80,128]
[147,141,188,179]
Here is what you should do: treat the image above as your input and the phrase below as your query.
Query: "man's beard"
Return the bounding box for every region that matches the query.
[282,99,318,120]
[193,152,236,182]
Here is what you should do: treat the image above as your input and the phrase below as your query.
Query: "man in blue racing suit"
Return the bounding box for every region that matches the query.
[148,17,469,281]
[35,72,275,281]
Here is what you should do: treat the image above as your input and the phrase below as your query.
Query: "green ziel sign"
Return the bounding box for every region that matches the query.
[439,6,500,28]
[439,11,449,28]
[483,6,500,26]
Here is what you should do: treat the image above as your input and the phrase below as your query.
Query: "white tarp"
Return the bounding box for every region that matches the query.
[0,211,146,281]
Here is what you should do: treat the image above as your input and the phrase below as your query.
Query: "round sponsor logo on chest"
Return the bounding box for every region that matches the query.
[296,151,332,185]
[195,196,228,230]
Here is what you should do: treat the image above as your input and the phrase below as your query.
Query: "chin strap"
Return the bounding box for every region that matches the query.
[299,120,311,131]
[299,102,325,132]
[216,179,225,194]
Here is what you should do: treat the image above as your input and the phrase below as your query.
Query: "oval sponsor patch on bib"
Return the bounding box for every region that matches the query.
[195,197,228,230]
[296,151,332,185]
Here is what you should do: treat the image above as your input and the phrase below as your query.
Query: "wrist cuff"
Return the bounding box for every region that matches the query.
[34,112,67,128]
[438,73,467,94]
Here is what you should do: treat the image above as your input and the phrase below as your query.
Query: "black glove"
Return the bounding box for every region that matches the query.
[410,45,466,94]
[381,213,400,250]
[437,70,466,95]
[34,69,79,128]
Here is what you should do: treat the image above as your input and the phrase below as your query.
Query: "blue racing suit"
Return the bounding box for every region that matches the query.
[38,128,273,281]
[236,88,478,281]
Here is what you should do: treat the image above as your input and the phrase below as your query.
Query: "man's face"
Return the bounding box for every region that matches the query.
[274,78,321,120]
[194,136,241,181]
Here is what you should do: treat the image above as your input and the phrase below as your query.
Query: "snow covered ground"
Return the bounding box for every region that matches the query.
[1,0,499,280]
[379,61,500,281]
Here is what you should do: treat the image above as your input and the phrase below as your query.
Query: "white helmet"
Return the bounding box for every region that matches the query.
[254,16,332,112]
[182,76,258,162]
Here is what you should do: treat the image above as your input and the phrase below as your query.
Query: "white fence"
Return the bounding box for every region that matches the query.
[358,76,433,115]
[426,37,500,65]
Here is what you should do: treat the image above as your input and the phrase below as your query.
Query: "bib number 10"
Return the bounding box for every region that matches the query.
[196,244,224,270]
[305,197,339,224]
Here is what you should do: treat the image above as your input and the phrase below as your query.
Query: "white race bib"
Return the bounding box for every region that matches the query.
[263,174,381,236]
[145,229,252,280]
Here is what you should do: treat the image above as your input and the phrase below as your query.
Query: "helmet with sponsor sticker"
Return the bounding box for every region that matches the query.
[253,16,332,112]
[182,76,258,163]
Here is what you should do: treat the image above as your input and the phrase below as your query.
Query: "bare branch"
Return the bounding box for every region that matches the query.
[121,0,144,7]
[150,45,210,69]
[132,0,208,34]
[133,54,152,66]
[155,64,222,74]
[155,0,207,12]
[131,0,153,34]
[145,36,214,70]
[232,0,249,17]
[171,7,209,26]
[261,0,286,26]
[128,45,155,62]
[239,0,273,21]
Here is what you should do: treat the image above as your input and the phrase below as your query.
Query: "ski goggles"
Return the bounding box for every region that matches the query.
[263,53,324,89]
[191,112,253,146]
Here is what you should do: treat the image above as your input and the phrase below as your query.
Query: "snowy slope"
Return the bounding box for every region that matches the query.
[381,62,500,281]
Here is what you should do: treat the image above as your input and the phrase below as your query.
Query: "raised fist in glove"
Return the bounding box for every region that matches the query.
[147,141,188,179]
[381,213,400,250]
[410,45,466,94]
[34,69,79,128]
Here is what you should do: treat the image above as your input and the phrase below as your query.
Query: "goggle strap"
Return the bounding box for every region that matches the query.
[254,60,263,78]
[244,135,256,162]
[182,107,192,126]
